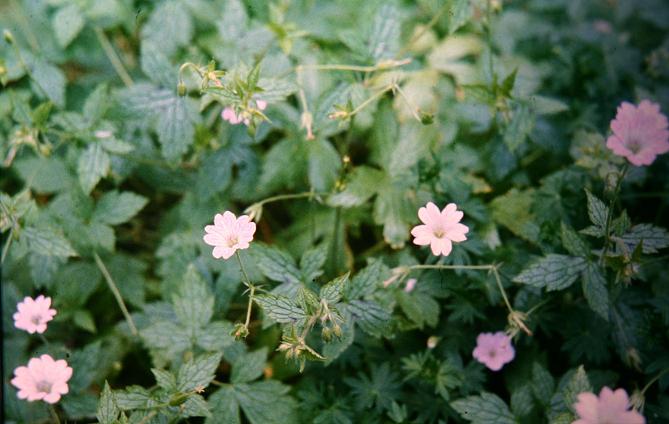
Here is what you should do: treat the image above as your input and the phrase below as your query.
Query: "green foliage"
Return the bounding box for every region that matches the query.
[2,0,669,423]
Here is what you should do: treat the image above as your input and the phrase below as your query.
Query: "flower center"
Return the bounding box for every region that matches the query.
[35,380,52,393]
[627,139,642,154]
[225,235,239,248]
[433,227,445,238]
[488,349,497,358]
[31,315,42,325]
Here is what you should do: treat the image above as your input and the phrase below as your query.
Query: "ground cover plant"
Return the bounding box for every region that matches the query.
[2,0,669,423]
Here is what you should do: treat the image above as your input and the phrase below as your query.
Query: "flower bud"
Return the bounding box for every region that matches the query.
[177,82,187,97]
[232,323,249,339]
[427,336,439,349]
[168,392,190,406]
[3,30,14,44]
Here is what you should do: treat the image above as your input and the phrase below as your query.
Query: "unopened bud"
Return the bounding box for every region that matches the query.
[321,327,332,341]
[177,82,187,97]
[332,324,342,338]
[168,392,190,406]
[232,323,249,339]
[427,336,439,349]
[3,30,14,44]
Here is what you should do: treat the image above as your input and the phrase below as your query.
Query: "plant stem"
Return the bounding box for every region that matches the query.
[1,226,14,264]
[235,251,256,329]
[397,2,450,57]
[297,58,412,73]
[599,163,629,265]
[640,367,669,396]
[256,191,323,208]
[94,27,133,87]
[93,252,138,336]
[393,83,423,122]
[49,405,61,424]
[346,84,394,119]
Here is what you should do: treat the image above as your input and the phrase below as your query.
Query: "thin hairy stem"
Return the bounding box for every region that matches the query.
[93,252,138,336]
[94,27,133,87]
[640,367,669,396]
[600,163,629,265]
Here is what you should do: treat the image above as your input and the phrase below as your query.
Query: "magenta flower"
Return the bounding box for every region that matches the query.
[11,354,72,404]
[13,295,57,334]
[411,202,469,256]
[574,387,645,424]
[606,100,669,166]
[472,332,515,371]
[203,211,256,259]
[221,99,268,126]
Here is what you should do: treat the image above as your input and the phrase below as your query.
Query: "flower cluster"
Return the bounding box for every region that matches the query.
[11,296,72,405]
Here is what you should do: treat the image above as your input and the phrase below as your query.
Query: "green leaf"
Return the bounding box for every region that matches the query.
[561,366,592,414]
[172,266,214,333]
[503,103,534,152]
[96,381,120,424]
[156,96,195,162]
[196,321,236,351]
[451,392,517,424]
[345,260,388,300]
[93,191,148,225]
[25,54,66,107]
[560,222,590,257]
[207,386,240,424]
[346,300,391,337]
[254,294,306,324]
[585,190,608,230]
[78,143,110,194]
[514,254,587,291]
[68,341,102,392]
[397,291,440,328]
[253,244,302,285]
[491,189,540,244]
[510,386,534,417]
[151,368,176,391]
[176,352,222,392]
[447,0,473,34]
[83,84,109,124]
[115,386,153,410]
[256,78,297,102]
[53,4,85,47]
[141,0,193,56]
[387,123,431,177]
[323,318,355,365]
[231,348,268,384]
[531,362,555,406]
[101,138,134,154]
[308,139,341,191]
[14,156,73,193]
[367,4,401,61]
[22,226,77,258]
[234,381,298,424]
[299,244,327,282]
[620,224,669,254]
[72,309,96,333]
[582,264,609,321]
[182,395,211,418]
[373,179,416,248]
[140,321,191,359]
[320,273,350,305]
[328,166,384,208]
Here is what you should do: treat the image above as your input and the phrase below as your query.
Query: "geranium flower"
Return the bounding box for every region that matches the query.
[221,99,268,126]
[606,100,669,166]
[203,211,256,259]
[411,202,469,256]
[573,387,645,424]
[13,295,57,334]
[472,332,515,371]
[11,354,73,404]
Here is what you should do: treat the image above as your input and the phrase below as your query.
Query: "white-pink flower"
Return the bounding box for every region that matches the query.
[11,354,72,404]
[573,387,645,424]
[472,332,515,371]
[203,211,256,259]
[13,295,57,334]
[411,202,469,256]
[606,100,669,166]
[221,99,268,126]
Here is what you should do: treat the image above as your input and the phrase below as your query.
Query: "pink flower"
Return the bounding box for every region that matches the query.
[203,211,256,259]
[13,295,57,334]
[11,354,72,404]
[472,332,515,371]
[221,99,267,126]
[411,202,469,256]
[606,100,669,166]
[404,278,417,293]
[573,387,645,424]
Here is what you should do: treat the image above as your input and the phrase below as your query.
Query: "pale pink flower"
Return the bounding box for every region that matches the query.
[606,100,669,166]
[404,278,417,293]
[411,202,469,256]
[221,99,267,126]
[11,354,72,404]
[472,332,515,371]
[573,387,645,424]
[13,295,56,334]
[203,211,256,259]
